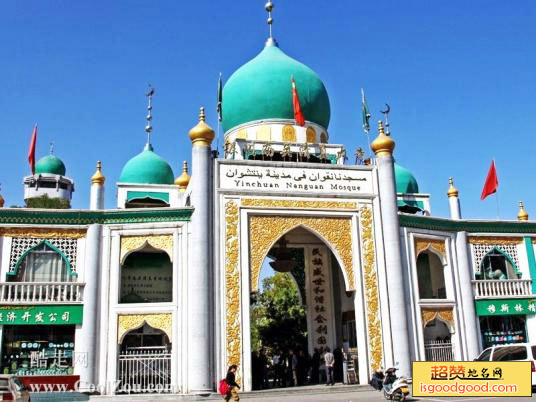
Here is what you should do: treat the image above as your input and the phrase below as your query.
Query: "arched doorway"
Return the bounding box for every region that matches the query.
[248,226,357,389]
[118,323,171,393]
[423,318,453,361]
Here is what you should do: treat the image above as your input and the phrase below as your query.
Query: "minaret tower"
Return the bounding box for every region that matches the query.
[90,161,105,210]
[371,121,412,376]
[187,107,215,393]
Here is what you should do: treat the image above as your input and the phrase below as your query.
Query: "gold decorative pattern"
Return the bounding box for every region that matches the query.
[282,125,296,142]
[0,228,86,239]
[421,308,454,330]
[256,125,271,141]
[414,238,446,258]
[249,215,354,292]
[359,206,383,372]
[120,234,173,263]
[320,132,328,143]
[225,200,242,375]
[241,199,357,210]
[468,236,522,245]
[117,313,172,343]
[306,127,316,143]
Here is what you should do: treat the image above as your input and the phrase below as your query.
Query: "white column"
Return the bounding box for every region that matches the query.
[75,224,102,391]
[455,232,480,359]
[187,135,213,393]
[90,183,104,210]
[375,154,412,377]
[447,179,461,220]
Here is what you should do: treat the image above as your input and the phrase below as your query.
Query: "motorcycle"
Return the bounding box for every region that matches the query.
[382,367,410,401]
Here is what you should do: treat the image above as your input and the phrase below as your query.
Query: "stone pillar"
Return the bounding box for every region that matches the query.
[187,107,214,393]
[447,178,461,220]
[90,161,105,210]
[371,122,411,377]
[75,223,102,391]
[447,178,480,358]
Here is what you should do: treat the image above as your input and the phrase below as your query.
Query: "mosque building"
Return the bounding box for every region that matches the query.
[0,2,535,395]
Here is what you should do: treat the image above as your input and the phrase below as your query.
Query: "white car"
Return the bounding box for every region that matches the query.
[475,343,536,386]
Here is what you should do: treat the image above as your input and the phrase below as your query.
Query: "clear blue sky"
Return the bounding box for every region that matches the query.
[2,0,535,219]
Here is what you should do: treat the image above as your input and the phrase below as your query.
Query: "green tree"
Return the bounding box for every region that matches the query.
[26,194,70,209]
[250,272,307,353]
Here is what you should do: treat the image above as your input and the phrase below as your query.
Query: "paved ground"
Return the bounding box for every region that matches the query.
[89,384,536,401]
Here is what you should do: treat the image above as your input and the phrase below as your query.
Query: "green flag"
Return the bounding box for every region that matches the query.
[217,73,223,122]
[361,88,371,133]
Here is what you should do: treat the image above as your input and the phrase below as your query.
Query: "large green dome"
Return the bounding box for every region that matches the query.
[35,155,66,176]
[119,145,174,185]
[395,163,419,194]
[222,42,331,133]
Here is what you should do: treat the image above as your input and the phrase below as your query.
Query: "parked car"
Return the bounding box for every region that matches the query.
[0,375,30,401]
[475,343,536,386]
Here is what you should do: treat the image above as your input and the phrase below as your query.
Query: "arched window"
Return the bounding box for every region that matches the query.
[479,248,519,280]
[120,249,172,303]
[9,242,72,282]
[417,252,446,299]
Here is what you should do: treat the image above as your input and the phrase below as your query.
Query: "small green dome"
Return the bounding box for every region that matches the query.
[35,155,66,176]
[119,145,174,185]
[395,163,419,194]
[222,42,331,133]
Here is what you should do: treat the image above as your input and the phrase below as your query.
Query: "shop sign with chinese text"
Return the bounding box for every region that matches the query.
[474,298,536,316]
[0,305,83,325]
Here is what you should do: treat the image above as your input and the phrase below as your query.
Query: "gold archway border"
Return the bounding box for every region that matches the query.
[225,200,241,379]
[414,238,446,258]
[241,198,357,210]
[469,236,522,245]
[359,206,383,372]
[421,308,454,330]
[117,313,172,343]
[120,234,173,264]
[249,215,354,292]
[0,228,86,239]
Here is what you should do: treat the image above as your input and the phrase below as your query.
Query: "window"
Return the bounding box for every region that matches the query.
[492,346,527,361]
[475,348,492,361]
[416,252,447,299]
[120,250,172,303]
[479,249,518,280]
[10,243,71,282]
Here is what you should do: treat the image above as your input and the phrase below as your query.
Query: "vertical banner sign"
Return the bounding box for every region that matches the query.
[412,361,531,397]
[306,245,334,351]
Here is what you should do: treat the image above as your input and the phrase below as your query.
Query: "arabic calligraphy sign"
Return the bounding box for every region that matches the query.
[219,163,373,195]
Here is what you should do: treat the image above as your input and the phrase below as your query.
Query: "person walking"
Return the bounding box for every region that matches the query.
[324,347,335,386]
[224,365,240,401]
[311,348,320,384]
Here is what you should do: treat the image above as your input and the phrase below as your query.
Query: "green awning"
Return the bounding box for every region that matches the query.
[127,191,169,204]
[475,298,536,316]
[397,200,424,210]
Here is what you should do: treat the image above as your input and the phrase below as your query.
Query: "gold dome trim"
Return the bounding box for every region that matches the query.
[175,161,191,191]
[91,161,105,185]
[518,201,529,221]
[189,107,215,147]
[306,127,316,143]
[370,121,395,157]
[447,177,459,198]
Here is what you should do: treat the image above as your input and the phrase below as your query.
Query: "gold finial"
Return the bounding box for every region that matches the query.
[189,106,215,147]
[91,160,105,185]
[370,120,395,157]
[175,161,191,191]
[145,85,155,147]
[518,201,529,221]
[0,184,4,208]
[447,177,459,198]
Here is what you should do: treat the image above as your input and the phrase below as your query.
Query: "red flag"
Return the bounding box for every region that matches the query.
[28,124,37,174]
[291,77,305,126]
[480,160,498,200]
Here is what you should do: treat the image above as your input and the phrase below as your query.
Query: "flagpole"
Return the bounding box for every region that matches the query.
[494,158,500,219]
